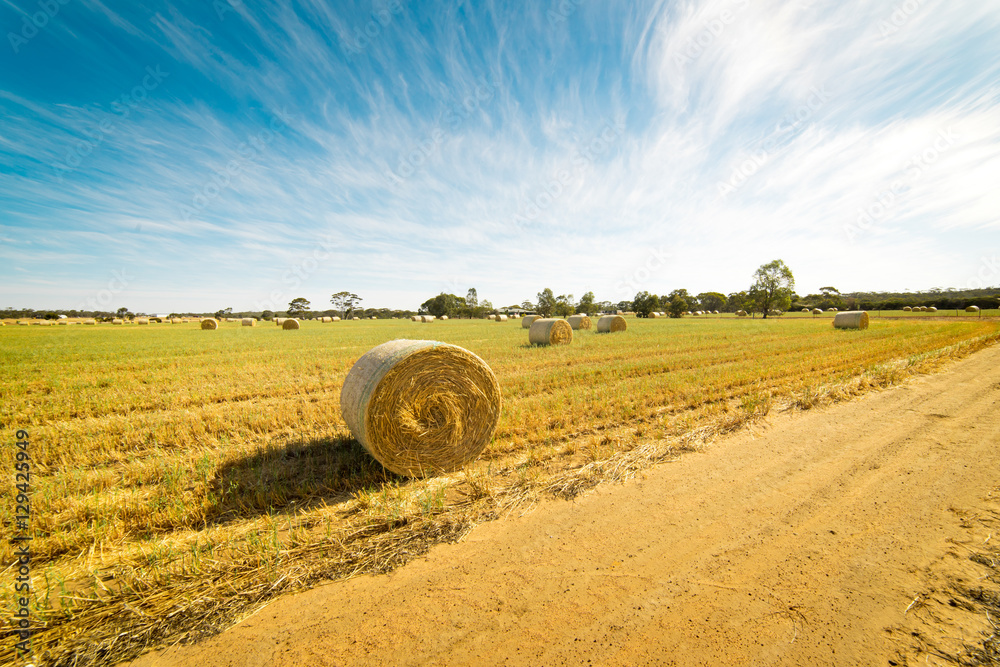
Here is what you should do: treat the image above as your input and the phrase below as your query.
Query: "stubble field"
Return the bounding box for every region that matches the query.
[2,315,999,666]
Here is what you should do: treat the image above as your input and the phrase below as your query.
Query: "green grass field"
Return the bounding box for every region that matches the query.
[2,316,999,665]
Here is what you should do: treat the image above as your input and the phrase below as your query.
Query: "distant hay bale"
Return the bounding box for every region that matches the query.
[487,314,495,320]
[529,318,573,346]
[713,310,720,314]
[811,308,823,315]
[496,314,508,322]
[200,318,219,330]
[693,311,702,316]
[332,316,341,321]
[596,315,627,333]
[826,308,837,312]
[833,311,869,330]
[275,318,287,325]
[83,319,96,325]
[340,339,502,477]
[18,321,29,326]
[112,319,123,325]
[321,316,333,323]
[928,306,937,312]
[616,310,623,315]
[282,318,300,330]
[352,317,360,320]
[421,315,436,323]
[440,315,448,320]
[136,318,149,325]
[903,306,912,312]
[802,308,810,313]
[521,314,541,328]
[567,314,592,330]
[57,320,68,325]
[966,305,980,312]
[736,310,748,317]
[411,315,421,322]
[649,312,660,319]
[242,317,256,327]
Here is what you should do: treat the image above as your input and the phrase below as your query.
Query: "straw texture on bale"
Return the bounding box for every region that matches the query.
[282,318,300,330]
[411,316,421,322]
[200,318,219,330]
[275,318,287,325]
[321,316,333,323]
[567,314,592,330]
[497,314,508,322]
[966,305,980,312]
[833,311,869,330]
[136,318,149,325]
[528,318,573,346]
[242,318,256,326]
[811,308,823,315]
[421,315,436,323]
[649,312,660,318]
[903,306,912,312]
[521,314,541,328]
[596,314,627,333]
[928,307,938,312]
[112,319,123,325]
[340,339,502,477]
[333,316,341,321]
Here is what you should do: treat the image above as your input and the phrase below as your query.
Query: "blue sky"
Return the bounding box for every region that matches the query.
[1,0,998,313]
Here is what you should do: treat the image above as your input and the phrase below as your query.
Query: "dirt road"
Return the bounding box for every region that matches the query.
[130,344,1000,666]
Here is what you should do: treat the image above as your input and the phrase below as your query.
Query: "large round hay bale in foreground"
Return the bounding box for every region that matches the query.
[242,317,256,326]
[567,314,592,330]
[282,318,300,330]
[597,315,627,333]
[833,311,869,330]
[529,318,573,346]
[200,318,219,330]
[340,339,502,477]
[521,314,541,328]
[966,305,980,313]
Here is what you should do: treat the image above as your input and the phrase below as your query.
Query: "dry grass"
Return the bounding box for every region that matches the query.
[1,318,999,665]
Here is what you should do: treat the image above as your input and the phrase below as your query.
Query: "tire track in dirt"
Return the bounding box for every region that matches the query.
[127,344,1000,667]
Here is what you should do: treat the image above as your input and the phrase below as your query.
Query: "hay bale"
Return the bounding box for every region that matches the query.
[340,339,502,477]
[275,318,286,325]
[802,308,810,313]
[522,314,541,328]
[332,316,341,321]
[693,311,702,316]
[321,316,333,323]
[826,308,838,312]
[567,314,592,330]
[811,308,823,315]
[903,306,912,312]
[201,318,219,330]
[242,318,256,327]
[528,318,573,346]
[282,318,300,330]
[966,305,980,313]
[737,310,748,317]
[352,316,360,320]
[616,310,624,315]
[928,306,937,312]
[112,319,123,325]
[57,320,68,325]
[596,315,627,333]
[421,315,436,323]
[136,318,149,325]
[487,314,495,320]
[83,319,97,325]
[649,312,660,319]
[497,314,508,322]
[833,311,869,330]
[411,315,421,322]
[440,315,448,321]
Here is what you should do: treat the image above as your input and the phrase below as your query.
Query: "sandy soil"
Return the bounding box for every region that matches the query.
[128,344,1000,667]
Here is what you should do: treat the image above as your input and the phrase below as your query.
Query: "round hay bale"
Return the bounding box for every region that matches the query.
[802,308,810,313]
[440,315,448,321]
[497,314,508,322]
[340,339,502,477]
[200,318,219,330]
[421,315,436,323]
[713,310,720,314]
[811,308,823,315]
[275,318,286,325]
[112,319,123,325]
[521,314,541,329]
[242,317,256,326]
[136,318,149,325]
[411,315,421,322]
[321,316,333,323]
[332,316,341,321]
[903,306,912,312]
[487,314,495,320]
[737,310,748,317]
[528,318,573,346]
[352,316,360,320]
[567,314,592,330]
[928,306,937,312]
[83,319,97,325]
[649,312,660,319]
[833,311,869,330]
[282,318,300,330]
[826,308,838,312]
[918,306,928,312]
[596,315,627,333]
[57,320,68,325]
[966,305,980,313]
[616,310,624,315]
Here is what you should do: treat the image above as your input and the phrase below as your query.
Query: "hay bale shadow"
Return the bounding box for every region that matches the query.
[207,434,401,523]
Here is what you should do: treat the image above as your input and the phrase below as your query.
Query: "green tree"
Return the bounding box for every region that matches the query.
[287,298,310,318]
[261,310,274,321]
[330,291,362,319]
[632,291,659,318]
[466,288,478,309]
[576,291,596,315]
[421,293,465,318]
[668,294,688,318]
[214,306,233,319]
[536,288,557,317]
[696,292,726,312]
[554,294,575,318]
[749,260,795,318]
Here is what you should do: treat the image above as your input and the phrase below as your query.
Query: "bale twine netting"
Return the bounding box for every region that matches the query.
[832,311,869,330]
[528,318,573,346]
[596,315,627,333]
[201,318,219,330]
[521,314,541,329]
[340,339,502,477]
[567,314,592,330]
[282,318,301,330]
